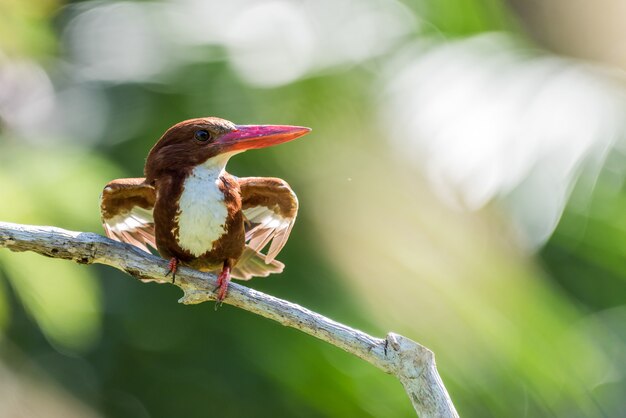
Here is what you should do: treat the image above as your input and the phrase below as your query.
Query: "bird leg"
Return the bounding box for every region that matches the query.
[214,261,231,309]
[165,257,179,283]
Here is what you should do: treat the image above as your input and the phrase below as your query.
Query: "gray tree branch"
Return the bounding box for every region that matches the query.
[0,221,459,418]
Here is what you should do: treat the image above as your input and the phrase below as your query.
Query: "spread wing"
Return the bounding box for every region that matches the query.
[230,247,285,280]
[100,178,157,253]
[239,177,299,263]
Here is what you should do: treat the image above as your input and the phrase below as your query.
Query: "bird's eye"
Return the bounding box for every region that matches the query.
[194,130,211,142]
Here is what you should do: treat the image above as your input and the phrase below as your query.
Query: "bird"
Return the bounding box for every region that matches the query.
[100,117,311,305]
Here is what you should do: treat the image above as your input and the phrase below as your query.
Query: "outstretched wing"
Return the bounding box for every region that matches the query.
[230,247,285,280]
[100,178,157,253]
[239,177,299,263]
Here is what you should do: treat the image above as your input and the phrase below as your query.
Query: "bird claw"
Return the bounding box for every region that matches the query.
[213,263,231,310]
[213,285,227,310]
[165,257,178,283]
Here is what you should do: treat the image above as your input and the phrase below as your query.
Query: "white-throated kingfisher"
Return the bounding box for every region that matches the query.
[100,117,311,305]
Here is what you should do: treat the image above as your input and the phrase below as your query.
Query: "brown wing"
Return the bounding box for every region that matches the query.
[100,178,157,253]
[230,247,285,280]
[239,177,298,263]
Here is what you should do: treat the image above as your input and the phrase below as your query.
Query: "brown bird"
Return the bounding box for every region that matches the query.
[100,117,311,304]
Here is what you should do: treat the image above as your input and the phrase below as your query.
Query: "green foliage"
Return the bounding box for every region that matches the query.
[0,0,625,417]
[415,0,518,37]
[0,0,58,58]
[0,252,101,351]
[0,147,117,351]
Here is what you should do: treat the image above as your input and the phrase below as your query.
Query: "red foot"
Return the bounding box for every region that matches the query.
[165,257,178,283]
[214,262,231,309]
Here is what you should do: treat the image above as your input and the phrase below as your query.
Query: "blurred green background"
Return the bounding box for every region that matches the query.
[1,0,626,417]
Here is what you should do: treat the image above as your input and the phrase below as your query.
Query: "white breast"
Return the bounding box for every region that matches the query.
[175,161,229,257]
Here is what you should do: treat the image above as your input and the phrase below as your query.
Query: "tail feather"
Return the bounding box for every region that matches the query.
[231,246,284,280]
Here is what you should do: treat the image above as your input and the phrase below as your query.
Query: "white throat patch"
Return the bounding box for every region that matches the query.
[175,155,231,257]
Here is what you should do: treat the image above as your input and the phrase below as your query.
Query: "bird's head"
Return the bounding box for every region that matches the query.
[145,117,310,180]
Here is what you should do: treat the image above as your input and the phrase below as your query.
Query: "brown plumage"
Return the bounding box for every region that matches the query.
[100,117,311,303]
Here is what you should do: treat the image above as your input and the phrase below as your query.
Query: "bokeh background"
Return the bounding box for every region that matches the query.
[1,0,626,417]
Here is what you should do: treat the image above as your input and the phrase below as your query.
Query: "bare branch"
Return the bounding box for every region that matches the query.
[0,221,459,418]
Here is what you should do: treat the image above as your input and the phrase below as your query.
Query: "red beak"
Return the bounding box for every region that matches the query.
[218,124,311,152]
